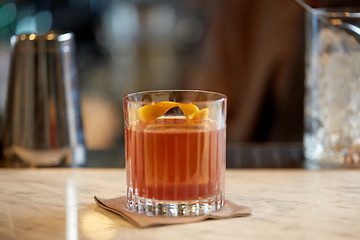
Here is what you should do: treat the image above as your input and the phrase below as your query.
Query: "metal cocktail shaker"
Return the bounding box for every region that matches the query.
[2,31,86,167]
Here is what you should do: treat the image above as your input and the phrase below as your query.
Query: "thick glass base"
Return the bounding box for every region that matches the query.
[127,191,225,217]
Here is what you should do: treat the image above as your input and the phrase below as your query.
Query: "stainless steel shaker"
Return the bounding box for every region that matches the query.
[2,31,86,167]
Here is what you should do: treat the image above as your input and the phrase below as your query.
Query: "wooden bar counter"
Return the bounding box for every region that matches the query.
[0,169,359,239]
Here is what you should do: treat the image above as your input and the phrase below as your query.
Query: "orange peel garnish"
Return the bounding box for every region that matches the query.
[189,108,209,120]
[178,103,199,119]
[137,101,178,122]
[137,101,209,122]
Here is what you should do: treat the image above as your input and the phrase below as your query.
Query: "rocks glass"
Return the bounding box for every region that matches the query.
[123,90,227,216]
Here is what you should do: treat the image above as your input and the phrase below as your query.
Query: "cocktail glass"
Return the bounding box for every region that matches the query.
[123,90,227,216]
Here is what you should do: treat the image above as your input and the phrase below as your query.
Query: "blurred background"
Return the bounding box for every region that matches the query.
[0,0,306,152]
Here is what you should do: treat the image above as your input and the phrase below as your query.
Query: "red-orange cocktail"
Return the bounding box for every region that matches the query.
[123,91,227,216]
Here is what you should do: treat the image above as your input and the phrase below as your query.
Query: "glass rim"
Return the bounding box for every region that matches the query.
[123,89,227,103]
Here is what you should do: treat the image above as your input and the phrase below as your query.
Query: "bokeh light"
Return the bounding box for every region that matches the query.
[0,3,16,28]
